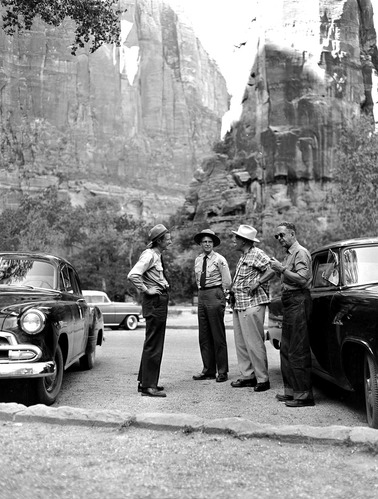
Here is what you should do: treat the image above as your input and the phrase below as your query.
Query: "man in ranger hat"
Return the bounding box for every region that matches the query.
[192,228,231,383]
[128,224,172,397]
[230,225,275,392]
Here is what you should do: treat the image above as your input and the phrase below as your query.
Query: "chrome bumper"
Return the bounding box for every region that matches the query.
[0,361,55,378]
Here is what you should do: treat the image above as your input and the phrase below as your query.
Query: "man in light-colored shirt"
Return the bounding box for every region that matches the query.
[128,224,172,397]
[192,229,231,383]
[230,225,275,392]
[270,221,314,407]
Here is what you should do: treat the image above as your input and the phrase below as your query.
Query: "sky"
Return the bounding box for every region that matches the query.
[169,0,258,92]
[168,0,259,133]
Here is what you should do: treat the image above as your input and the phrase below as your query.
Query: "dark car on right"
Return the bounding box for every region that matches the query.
[268,237,378,428]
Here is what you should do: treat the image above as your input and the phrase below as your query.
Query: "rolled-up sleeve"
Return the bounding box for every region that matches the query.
[294,249,312,280]
[218,256,231,289]
[127,252,153,292]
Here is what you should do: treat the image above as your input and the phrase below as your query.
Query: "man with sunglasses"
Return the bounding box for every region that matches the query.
[270,222,315,407]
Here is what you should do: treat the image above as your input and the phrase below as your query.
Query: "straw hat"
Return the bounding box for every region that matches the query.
[231,225,260,243]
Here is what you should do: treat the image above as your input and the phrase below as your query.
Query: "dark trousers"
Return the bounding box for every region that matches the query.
[138,292,168,388]
[280,289,313,400]
[197,287,228,375]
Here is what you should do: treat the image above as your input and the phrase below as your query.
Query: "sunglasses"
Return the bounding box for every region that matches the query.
[275,233,286,239]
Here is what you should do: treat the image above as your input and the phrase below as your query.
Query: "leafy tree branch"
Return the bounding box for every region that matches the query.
[1,0,125,54]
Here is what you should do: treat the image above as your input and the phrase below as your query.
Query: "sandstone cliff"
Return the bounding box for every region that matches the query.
[0,0,229,220]
[183,0,378,233]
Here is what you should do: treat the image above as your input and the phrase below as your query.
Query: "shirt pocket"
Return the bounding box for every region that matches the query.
[195,260,203,281]
[155,262,163,273]
[208,260,220,279]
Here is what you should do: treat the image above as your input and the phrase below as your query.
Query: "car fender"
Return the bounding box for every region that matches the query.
[340,337,376,390]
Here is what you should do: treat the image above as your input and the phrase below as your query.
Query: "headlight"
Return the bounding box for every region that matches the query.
[20,309,46,335]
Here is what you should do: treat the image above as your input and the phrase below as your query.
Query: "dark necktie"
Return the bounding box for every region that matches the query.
[200,255,207,289]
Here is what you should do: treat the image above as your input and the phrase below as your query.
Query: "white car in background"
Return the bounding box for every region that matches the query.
[83,290,142,330]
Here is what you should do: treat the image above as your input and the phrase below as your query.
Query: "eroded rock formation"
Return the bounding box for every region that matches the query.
[184,0,378,232]
[0,0,229,220]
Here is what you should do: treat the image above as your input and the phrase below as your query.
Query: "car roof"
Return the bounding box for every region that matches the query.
[0,251,72,266]
[313,237,378,254]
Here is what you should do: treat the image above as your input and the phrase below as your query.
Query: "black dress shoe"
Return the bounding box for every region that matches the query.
[285,398,315,407]
[141,387,167,397]
[230,378,257,388]
[216,373,228,382]
[276,393,294,402]
[138,383,164,393]
[192,373,216,380]
[254,381,270,392]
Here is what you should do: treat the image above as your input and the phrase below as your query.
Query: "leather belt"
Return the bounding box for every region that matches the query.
[200,285,222,290]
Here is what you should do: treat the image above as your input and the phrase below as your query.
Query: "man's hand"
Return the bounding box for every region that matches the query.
[145,286,162,295]
[247,282,260,295]
[270,257,285,273]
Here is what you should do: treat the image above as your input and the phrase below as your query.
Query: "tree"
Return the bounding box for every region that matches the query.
[1,0,125,55]
[333,114,378,237]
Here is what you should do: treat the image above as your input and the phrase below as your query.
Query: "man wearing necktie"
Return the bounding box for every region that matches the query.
[128,224,172,397]
[192,229,231,382]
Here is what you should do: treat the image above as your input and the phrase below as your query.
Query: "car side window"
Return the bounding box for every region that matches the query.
[60,266,73,293]
[68,267,81,295]
[343,249,357,285]
[313,250,339,288]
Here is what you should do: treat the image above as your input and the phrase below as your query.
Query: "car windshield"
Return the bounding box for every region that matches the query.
[84,293,110,304]
[342,246,378,286]
[0,258,55,289]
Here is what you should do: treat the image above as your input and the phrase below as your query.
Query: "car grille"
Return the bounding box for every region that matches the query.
[0,331,42,363]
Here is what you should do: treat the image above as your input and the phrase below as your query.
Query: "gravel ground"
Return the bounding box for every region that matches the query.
[55,307,367,428]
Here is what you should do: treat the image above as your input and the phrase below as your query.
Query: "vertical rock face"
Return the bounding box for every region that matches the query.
[0,0,229,220]
[184,0,378,230]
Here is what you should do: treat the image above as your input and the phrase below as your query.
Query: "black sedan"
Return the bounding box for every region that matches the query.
[268,237,378,428]
[0,252,104,405]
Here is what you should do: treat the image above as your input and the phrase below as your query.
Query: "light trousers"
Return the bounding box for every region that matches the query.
[233,305,269,383]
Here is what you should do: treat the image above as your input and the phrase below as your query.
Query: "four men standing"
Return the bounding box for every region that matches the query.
[127,220,314,408]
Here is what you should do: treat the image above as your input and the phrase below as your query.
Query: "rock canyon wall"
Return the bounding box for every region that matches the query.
[184,0,378,233]
[0,0,229,220]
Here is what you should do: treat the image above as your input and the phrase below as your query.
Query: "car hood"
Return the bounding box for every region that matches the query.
[0,287,61,315]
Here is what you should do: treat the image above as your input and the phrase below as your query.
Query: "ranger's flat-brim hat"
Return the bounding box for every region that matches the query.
[194,229,220,247]
[231,224,260,243]
[147,224,169,247]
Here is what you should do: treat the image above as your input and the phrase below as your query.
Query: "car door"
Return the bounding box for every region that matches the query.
[68,266,90,355]
[309,249,341,376]
[60,265,87,358]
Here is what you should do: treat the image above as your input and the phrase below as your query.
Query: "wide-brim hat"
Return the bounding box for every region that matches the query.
[232,225,260,243]
[194,229,220,247]
[147,224,169,247]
